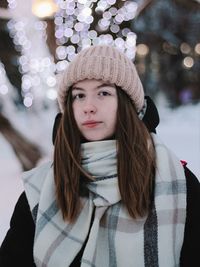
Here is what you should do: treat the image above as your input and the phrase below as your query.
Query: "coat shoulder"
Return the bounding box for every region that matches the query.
[180,166,200,266]
[0,192,36,266]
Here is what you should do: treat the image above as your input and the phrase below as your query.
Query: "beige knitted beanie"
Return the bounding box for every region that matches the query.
[58,45,144,112]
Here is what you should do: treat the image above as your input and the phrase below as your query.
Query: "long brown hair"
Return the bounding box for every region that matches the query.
[116,87,155,218]
[54,87,156,222]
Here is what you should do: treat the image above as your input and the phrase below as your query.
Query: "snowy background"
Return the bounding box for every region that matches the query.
[0,99,199,244]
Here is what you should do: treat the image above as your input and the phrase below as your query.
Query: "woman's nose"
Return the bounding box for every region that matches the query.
[83,100,97,114]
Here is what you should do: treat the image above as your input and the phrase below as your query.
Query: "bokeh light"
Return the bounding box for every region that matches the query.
[54,0,139,70]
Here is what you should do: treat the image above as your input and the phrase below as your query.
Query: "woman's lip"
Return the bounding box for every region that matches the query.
[82,121,101,128]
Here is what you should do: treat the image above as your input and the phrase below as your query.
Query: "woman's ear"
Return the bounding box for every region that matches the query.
[52,113,62,145]
[142,96,160,133]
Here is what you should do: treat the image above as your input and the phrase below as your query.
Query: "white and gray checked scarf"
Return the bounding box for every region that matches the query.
[22,134,186,267]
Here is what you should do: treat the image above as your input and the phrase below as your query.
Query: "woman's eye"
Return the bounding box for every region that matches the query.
[72,93,85,100]
[99,91,111,96]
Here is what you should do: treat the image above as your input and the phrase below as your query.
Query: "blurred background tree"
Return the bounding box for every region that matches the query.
[132,0,200,106]
[0,112,42,170]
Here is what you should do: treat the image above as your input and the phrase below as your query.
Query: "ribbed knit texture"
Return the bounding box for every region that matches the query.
[58,45,145,112]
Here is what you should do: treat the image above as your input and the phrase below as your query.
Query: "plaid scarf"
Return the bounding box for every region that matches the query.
[22,134,186,267]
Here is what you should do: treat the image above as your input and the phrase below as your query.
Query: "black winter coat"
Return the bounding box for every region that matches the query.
[0,167,199,267]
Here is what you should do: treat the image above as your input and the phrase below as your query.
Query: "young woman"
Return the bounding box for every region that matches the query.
[0,45,199,267]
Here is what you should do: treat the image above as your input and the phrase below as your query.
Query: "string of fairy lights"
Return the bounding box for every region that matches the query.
[3,0,57,108]
[2,0,139,108]
[0,0,199,109]
[54,0,138,72]
[7,20,57,108]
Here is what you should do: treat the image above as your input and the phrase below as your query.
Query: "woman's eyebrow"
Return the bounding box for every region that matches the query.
[72,83,115,91]
[72,87,84,91]
[96,83,116,89]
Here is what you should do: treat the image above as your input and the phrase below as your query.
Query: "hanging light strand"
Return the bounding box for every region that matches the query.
[54,0,139,72]
[7,0,57,108]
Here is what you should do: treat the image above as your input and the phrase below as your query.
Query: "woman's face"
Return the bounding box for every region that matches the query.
[72,79,118,141]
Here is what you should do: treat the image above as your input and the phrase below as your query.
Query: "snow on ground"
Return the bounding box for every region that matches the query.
[0,103,199,244]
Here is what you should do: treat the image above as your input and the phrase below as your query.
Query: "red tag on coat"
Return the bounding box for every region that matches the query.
[180,160,187,167]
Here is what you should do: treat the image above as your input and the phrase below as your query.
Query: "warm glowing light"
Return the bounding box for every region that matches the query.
[0,85,8,95]
[23,96,33,107]
[32,0,58,18]
[180,43,191,54]
[126,33,136,47]
[183,57,194,68]
[81,7,92,18]
[194,43,200,55]
[46,76,57,87]
[136,44,149,57]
